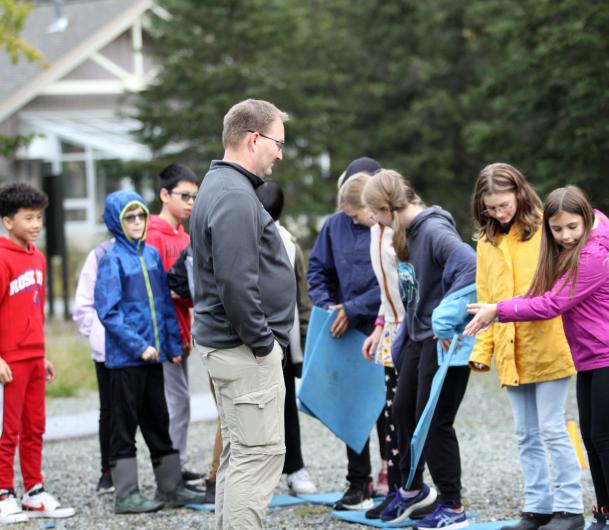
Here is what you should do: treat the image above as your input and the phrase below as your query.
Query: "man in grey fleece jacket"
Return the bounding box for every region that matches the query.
[190,99,296,530]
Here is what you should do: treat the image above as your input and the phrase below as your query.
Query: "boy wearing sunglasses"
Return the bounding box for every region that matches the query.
[146,164,204,487]
[94,190,205,513]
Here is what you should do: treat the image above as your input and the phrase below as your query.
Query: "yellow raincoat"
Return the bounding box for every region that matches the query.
[469,224,575,386]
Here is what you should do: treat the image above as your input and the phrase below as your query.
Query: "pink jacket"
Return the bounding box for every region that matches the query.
[497,211,609,372]
[73,240,113,362]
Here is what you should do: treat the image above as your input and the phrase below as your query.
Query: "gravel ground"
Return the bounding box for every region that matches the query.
[20,368,593,530]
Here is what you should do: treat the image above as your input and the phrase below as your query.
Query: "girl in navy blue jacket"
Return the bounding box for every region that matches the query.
[94,190,204,514]
[307,157,382,510]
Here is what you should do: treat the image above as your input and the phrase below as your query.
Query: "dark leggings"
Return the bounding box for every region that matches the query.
[577,366,609,508]
[383,366,401,490]
[283,356,305,474]
[392,337,470,504]
[95,361,112,472]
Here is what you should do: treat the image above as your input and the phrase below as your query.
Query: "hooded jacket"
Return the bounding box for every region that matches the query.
[403,206,465,341]
[0,237,46,363]
[94,190,183,369]
[146,215,192,347]
[307,211,380,334]
[470,224,574,386]
[190,161,296,357]
[497,210,609,373]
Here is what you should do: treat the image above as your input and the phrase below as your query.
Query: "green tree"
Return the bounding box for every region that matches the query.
[465,0,609,207]
[0,0,43,63]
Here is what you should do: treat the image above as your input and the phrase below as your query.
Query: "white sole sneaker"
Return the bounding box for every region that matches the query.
[389,487,438,524]
[23,507,75,519]
[342,498,375,511]
[0,512,29,524]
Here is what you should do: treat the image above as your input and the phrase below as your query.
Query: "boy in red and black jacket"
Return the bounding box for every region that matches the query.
[0,182,74,524]
[145,163,204,486]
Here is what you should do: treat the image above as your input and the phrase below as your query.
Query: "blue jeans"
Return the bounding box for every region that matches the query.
[506,377,583,514]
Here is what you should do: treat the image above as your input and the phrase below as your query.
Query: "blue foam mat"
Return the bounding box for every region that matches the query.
[331,511,506,529]
[296,491,343,505]
[185,494,307,513]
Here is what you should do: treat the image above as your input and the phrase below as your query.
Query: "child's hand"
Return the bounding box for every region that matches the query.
[44,359,57,382]
[329,305,349,337]
[141,346,159,361]
[171,355,182,365]
[0,358,13,384]
[464,303,498,336]
[362,327,382,361]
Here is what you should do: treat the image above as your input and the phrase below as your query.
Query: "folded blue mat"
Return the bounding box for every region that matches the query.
[185,494,307,513]
[298,307,386,453]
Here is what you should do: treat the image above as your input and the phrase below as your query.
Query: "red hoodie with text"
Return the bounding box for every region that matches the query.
[0,237,46,363]
[146,215,191,346]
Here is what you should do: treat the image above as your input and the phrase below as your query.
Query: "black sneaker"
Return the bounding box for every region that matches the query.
[501,513,554,530]
[181,469,206,487]
[96,469,115,495]
[539,513,585,530]
[365,493,396,519]
[203,479,215,505]
[586,507,607,530]
[334,482,374,511]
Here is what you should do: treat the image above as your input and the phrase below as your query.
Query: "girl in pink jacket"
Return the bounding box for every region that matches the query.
[465,186,609,530]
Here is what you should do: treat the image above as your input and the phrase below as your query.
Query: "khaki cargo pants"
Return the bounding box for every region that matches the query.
[197,340,286,530]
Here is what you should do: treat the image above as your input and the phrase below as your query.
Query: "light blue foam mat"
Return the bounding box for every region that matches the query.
[331,511,498,529]
[296,492,385,506]
[184,494,306,513]
[185,503,214,512]
[269,494,307,508]
[298,307,386,453]
[295,491,343,505]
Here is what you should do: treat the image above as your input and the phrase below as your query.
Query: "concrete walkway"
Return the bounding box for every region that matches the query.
[45,391,218,441]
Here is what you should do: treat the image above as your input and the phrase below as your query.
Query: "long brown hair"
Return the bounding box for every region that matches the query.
[528,186,595,296]
[471,163,542,245]
[362,169,422,261]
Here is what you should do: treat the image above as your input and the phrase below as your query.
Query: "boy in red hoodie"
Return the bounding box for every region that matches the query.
[0,182,74,524]
[146,163,204,486]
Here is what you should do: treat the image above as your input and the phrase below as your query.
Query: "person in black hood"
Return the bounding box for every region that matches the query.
[362,169,472,529]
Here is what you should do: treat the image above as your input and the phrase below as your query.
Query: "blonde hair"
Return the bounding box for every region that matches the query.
[471,162,542,245]
[337,172,370,210]
[362,169,422,261]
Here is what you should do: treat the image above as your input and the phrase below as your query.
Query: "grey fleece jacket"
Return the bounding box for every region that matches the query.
[190,160,296,356]
[405,206,463,341]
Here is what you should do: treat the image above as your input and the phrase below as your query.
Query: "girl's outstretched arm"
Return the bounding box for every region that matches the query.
[464,303,497,336]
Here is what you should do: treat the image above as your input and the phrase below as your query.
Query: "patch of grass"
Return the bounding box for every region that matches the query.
[45,318,96,398]
[295,505,328,518]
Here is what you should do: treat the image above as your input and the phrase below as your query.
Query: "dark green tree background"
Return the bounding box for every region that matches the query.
[135,0,609,242]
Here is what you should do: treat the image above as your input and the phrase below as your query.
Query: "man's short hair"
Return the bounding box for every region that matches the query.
[0,181,48,218]
[222,99,288,149]
[159,163,198,192]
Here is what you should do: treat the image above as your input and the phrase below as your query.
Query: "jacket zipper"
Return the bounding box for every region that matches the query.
[138,248,161,354]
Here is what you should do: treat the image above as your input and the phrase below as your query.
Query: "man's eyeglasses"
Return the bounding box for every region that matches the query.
[246,130,284,151]
[171,191,198,203]
[481,202,515,217]
[123,212,148,223]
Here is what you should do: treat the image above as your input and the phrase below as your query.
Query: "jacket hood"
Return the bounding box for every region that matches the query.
[148,215,184,236]
[409,206,456,237]
[0,237,36,254]
[103,190,149,248]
